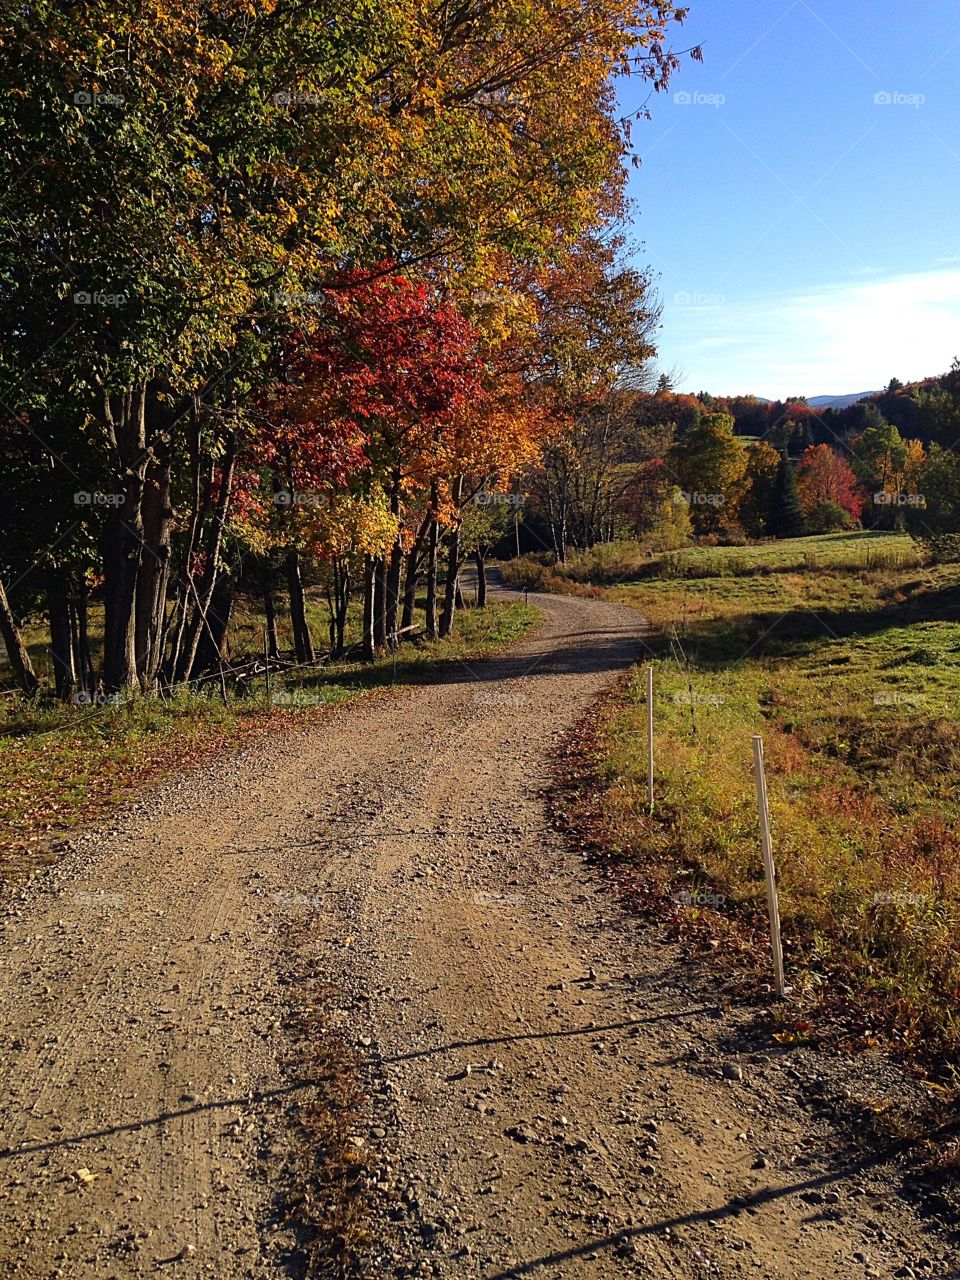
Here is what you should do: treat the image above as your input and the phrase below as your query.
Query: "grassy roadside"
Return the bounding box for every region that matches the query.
[520,533,960,1068]
[0,599,539,879]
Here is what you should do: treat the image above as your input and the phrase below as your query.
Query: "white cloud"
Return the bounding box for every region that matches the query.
[665,267,960,397]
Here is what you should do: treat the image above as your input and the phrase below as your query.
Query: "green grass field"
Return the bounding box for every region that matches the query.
[555,532,960,1063]
[650,530,921,578]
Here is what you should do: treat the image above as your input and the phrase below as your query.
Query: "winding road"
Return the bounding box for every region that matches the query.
[0,587,953,1279]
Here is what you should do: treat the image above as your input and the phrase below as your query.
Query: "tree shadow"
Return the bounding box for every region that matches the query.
[650,576,960,671]
[482,1126,960,1278]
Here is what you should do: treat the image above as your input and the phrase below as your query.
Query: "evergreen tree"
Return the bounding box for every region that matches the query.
[766,451,805,538]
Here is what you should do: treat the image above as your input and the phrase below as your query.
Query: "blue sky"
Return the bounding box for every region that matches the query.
[620,0,960,398]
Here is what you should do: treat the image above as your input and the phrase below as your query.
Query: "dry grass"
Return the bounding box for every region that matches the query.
[549,534,960,1067]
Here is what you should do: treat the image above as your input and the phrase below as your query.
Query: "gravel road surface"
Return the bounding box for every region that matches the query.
[0,588,955,1279]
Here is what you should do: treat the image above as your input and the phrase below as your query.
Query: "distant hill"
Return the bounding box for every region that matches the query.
[730,392,880,408]
[806,391,880,410]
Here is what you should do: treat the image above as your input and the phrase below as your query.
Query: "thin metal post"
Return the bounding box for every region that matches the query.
[752,734,785,998]
[646,665,654,814]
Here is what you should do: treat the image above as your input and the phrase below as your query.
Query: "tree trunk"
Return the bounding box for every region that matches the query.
[0,572,38,695]
[101,485,144,691]
[193,573,234,674]
[373,556,387,650]
[385,542,403,642]
[264,590,280,659]
[361,556,376,661]
[165,406,207,685]
[68,599,84,696]
[439,523,462,639]
[47,573,75,701]
[400,543,419,632]
[439,478,466,639]
[475,551,487,607]
[401,514,430,631]
[75,584,95,694]
[101,386,148,693]
[425,517,439,640]
[384,467,403,641]
[286,548,315,664]
[176,430,238,683]
[134,451,173,691]
[329,558,350,656]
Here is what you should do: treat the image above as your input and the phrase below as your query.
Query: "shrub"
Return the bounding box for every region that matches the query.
[804,501,856,534]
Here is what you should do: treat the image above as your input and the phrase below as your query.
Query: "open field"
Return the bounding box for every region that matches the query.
[515,533,960,1062]
[503,531,922,590]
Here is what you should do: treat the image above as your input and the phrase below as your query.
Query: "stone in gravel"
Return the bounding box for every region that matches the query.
[505,1125,537,1144]
[722,1063,743,1081]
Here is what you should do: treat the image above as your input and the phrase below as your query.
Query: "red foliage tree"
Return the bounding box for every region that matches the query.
[796,444,864,520]
[252,267,483,496]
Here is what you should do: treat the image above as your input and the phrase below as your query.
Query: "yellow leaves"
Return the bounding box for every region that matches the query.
[297,489,400,561]
[272,199,300,234]
[772,1020,814,1045]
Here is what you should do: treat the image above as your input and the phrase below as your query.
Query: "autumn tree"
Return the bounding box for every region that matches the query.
[795,445,864,529]
[738,440,782,537]
[0,0,694,690]
[849,421,909,529]
[529,236,661,560]
[668,413,749,536]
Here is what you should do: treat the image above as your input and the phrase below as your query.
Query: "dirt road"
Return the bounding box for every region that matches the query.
[0,588,955,1279]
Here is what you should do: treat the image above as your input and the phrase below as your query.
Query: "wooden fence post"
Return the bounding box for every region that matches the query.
[646,665,654,814]
[752,734,785,998]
